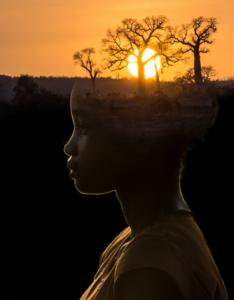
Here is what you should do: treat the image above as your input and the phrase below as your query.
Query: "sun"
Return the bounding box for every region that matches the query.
[128,48,161,79]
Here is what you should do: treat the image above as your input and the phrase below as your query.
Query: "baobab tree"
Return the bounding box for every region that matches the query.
[73,48,101,94]
[170,16,217,85]
[102,16,169,95]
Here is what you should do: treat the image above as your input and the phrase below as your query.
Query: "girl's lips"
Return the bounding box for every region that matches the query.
[69,169,78,179]
[67,159,79,178]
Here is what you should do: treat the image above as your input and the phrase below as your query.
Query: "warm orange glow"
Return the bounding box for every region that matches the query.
[128,48,161,79]
[1,1,233,79]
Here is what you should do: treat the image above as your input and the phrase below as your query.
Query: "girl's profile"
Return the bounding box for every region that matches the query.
[64,82,228,300]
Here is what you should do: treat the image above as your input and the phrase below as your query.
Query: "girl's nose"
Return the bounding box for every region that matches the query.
[63,140,71,156]
[64,131,77,156]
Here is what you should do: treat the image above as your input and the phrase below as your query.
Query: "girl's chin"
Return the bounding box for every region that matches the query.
[73,179,114,195]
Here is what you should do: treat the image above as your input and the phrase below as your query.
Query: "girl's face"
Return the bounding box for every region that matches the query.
[64,95,138,194]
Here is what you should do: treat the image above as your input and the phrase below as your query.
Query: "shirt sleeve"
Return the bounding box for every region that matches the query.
[114,234,191,299]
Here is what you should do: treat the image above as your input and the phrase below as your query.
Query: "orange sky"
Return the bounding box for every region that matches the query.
[1,0,233,80]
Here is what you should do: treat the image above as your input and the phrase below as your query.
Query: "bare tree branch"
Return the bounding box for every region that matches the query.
[102,16,169,73]
[73,47,102,93]
[176,65,216,84]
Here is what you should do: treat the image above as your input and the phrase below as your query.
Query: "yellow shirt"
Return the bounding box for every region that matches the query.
[80,211,228,300]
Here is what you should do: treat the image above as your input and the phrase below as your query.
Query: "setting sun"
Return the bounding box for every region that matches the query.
[128,48,161,79]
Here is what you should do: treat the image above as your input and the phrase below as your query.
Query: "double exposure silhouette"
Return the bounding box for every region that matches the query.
[64,82,228,300]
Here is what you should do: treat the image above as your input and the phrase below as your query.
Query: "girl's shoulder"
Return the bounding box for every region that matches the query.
[114,211,225,299]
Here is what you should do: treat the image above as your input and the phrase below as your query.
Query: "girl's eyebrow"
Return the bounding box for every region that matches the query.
[72,109,81,116]
[72,109,88,118]
[72,110,85,121]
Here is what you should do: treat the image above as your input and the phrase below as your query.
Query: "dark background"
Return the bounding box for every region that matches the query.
[0,83,233,298]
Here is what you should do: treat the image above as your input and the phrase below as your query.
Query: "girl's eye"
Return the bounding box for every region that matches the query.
[77,118,89,128]
[74,117,95,134]
[75,122,90,134]
[77,124,88,131]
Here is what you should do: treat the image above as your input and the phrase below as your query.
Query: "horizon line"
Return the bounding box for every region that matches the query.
[1,74,234,82]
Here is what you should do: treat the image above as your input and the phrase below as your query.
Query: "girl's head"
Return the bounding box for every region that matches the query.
[64,83,218,195]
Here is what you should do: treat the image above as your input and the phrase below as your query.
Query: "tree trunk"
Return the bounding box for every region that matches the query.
[91,77,96,95]
[156,71,160,84]
[194,48,203,85]
[137,58,145,96]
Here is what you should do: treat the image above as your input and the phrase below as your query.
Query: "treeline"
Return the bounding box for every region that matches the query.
[0,74,234,124]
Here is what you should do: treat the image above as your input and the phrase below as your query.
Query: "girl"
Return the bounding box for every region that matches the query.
[64,84,228,300]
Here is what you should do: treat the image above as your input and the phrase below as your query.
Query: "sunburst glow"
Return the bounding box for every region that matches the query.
[128,48,161,79]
